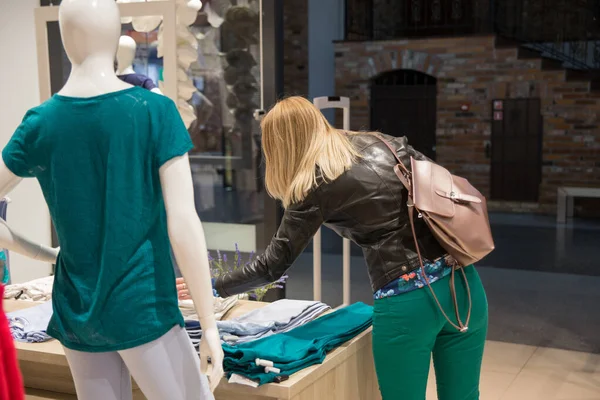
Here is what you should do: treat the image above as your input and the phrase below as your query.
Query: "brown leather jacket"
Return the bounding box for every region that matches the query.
[214,133,447,297]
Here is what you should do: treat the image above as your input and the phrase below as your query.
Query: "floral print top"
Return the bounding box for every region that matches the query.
[373,258,452,300]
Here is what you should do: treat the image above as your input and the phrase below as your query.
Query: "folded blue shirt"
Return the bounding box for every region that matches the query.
[8,301,53,343]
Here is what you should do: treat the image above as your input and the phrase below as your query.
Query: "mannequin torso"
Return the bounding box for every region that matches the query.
[0,0,222,393]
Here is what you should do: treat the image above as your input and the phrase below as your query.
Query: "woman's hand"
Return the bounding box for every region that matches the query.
[176,277,192,300]
[199,322,224,392]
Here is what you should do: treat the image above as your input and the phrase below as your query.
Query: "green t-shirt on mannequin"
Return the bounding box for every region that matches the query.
[2,86,192,352]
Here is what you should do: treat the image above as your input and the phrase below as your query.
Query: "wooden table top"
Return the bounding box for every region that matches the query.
[6,299,373,399]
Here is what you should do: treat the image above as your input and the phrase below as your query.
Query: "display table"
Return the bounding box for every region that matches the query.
[5,299,381,400]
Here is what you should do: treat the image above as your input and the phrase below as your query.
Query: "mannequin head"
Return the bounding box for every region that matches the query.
[59,0,121,66]
[116,36,137,75]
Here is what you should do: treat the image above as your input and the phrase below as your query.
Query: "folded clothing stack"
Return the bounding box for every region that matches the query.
[185,299,330,350]
[7,301,53,343]
[222,302,373,385]
[179,295,239,322]
[4,276,54,301]
[222,299,331,344]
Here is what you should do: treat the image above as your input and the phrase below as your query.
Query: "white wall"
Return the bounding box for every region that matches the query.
[0,0,53,282]
[308,0,345,123]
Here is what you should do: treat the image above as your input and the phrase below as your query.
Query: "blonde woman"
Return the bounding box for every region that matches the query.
[178,96,488,400]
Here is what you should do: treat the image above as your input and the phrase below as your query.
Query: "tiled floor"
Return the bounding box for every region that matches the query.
[425,341,600,400]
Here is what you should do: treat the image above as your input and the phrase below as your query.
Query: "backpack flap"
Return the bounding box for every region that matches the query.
[410,158,455,218]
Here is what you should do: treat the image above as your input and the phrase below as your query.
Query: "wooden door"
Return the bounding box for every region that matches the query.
[490,98,542,202]
[370,69,437,160]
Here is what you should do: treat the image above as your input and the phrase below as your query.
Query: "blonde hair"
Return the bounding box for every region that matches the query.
[261,96,361,208]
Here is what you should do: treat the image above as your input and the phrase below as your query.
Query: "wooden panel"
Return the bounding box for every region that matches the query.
[26,388,76,400]
[25,388,144,400]
[490,98,542,202]
[19,361,145,398]
[290,335,381,400]
[215,390,279,400]
[20,362,74,395]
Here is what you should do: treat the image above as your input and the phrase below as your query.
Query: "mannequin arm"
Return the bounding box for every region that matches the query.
[0,218,58,264]
[159,154,223,390]
[0,160,58,263]
[0,160,21,198]
[159,155,214,328]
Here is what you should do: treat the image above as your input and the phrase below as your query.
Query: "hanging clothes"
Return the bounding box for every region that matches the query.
[0,285,25,400]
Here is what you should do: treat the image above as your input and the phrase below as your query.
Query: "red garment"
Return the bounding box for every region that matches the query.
[0,285,24,400]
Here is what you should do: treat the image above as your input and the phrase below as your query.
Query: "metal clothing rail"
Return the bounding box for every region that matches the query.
[312,96,351,308]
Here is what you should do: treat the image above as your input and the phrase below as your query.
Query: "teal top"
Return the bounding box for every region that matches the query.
[2,87,192,352]
[0,250,8,285]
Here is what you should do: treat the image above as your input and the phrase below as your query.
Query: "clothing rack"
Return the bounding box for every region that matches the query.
[312,96,351,308]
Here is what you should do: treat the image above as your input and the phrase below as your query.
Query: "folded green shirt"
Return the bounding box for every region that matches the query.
[222,302,373,385]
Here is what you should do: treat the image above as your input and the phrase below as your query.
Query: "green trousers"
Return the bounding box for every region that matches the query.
[372,266,488,400]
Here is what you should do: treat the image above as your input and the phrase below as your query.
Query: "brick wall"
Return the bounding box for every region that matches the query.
[334,35,600,214]
[283,0,308,97]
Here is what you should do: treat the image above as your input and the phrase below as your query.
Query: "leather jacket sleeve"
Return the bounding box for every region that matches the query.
[389,135,432,164]
[214,194,324,297]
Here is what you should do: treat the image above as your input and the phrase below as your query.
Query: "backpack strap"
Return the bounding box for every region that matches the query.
[376,134,472,333]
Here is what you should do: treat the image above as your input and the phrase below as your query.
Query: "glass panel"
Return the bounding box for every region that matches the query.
[44,1,265,254]
[121,30,162,87]
[186,1,263,254]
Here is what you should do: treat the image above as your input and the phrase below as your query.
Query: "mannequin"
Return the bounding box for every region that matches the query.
[116,35,163,94]
[0,1,223,399]
[116,35,136,75]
